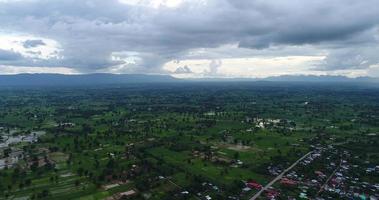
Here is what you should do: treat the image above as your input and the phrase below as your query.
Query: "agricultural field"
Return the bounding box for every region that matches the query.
[0,83,378,199]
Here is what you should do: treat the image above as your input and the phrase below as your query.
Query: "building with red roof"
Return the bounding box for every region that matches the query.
[247,181,262,190]
[280,178,297,186]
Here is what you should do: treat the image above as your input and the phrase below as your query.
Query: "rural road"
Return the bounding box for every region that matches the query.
[317,159,342,196]
[248,151,313,200]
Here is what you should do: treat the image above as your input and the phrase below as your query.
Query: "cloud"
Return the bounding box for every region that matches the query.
[173,65,192,74]
[208,59,222,75]
[0,49,23,61]
[314,44,379,71]
[22,39,46,48]
[0,0,378,76]
[367,64,379,77]
[0,65,77,74]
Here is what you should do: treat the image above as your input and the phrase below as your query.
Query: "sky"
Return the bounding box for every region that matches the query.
[0,0,379,78]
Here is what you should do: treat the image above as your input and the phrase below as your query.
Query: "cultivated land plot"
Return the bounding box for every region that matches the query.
[1,83,378,199]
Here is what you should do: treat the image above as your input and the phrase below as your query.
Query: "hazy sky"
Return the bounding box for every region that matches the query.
[1,0,379,78]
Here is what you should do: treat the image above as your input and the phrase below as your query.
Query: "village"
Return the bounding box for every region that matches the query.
[1,116,379,200]
[0,127,46,170]
[1,118,378,200]
[1,84,379,200]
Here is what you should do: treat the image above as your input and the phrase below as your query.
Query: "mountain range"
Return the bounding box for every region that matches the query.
[0,73,378,86]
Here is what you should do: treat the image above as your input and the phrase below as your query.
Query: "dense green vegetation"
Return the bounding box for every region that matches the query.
[0,83,378,199]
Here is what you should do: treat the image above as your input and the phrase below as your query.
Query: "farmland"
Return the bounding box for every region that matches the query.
[1,83,378,199]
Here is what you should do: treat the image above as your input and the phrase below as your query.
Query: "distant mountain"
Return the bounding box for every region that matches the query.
[0,74,378,87]
[262,75,379,83]
[0,73,179,86]
[190,75,379,83]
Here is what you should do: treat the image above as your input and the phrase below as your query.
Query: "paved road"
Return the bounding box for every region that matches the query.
[249,151,314,200]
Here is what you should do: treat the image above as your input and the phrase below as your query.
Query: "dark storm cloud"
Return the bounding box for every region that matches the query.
[22,39,46,48]
[0,0,378,72]
[0,49,23,61]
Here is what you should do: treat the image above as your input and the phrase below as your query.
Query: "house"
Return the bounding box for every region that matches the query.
[181,191,189,195]
[280,178,297,186]
[299,192,308,199]
[58,122,75,128]
[105,175,114,182]
[236,160,243,165]
[102,183,120,190]
[315,171,326,178]
[247,181,262,190]
[119,190,137,198]
[366,167,376,173]
[265,189,280,199]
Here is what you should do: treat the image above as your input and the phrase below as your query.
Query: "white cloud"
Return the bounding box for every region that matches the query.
[0,33,62,60]
[0,65,78,74]
[119,0,184,8]
[366,64,379,77]
[164,56,325,78]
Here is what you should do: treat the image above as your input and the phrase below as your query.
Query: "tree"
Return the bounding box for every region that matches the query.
[75,180,80,187]
[234,152,240,160]
[41,189,49,197]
